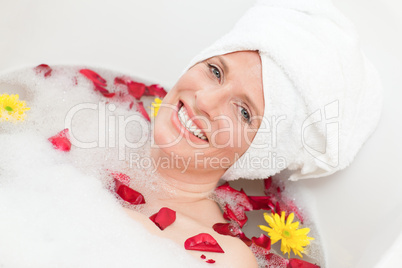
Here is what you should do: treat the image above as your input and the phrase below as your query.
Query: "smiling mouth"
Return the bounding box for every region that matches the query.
[178,102,208,141]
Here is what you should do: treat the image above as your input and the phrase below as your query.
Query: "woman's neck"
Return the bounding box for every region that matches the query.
[154,168,219,202]
[147,170,224,226]
[149,147,224,203]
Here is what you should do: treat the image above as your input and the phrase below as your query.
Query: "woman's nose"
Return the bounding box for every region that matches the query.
[194,86,230,119]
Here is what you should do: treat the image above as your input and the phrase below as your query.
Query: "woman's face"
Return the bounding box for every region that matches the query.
[152,51,264,178]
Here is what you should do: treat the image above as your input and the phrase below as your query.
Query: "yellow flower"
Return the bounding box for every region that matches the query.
[259,212,314,258]
[0,94,30,122]
[151,97,163,118]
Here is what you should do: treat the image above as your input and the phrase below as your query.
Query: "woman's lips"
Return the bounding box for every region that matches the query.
[170,101,209,144]
[181,102,208,139]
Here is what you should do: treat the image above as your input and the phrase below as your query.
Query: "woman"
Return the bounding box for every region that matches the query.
[0,0,382,267]
[122,0,382,266]
[124,51,263,267]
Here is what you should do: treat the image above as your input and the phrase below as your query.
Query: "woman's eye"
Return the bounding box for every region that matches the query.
[209,65,221,80]
[239,107,251,123]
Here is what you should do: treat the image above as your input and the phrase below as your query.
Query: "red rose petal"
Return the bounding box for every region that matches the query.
[223,204,248,228]
[114,76,128,85]
[102,92,116,98]
[212,223,241,237]
[287,200,304,224]
[79,69,107,87]
[145,84,167,98]
[248,196,275,211]
[115,77,147,100]
[215,182,237,194]
[127,80,146,100]
[212,223,252,246]
[93,84,115,98]
[110,172,131,186]
[251,234,271,251]
[79,69,115,98]
[149,207,176,230]
[264,177,285,199]
[34,64,52,78]
[206,259,215,264]
[238,232,252,247]
[200,254,206,259]
[288,259,320,268]
[94,84,109,94]
[136,102,150,121]
[184,233,224,253]
[264,177,272,195]
[115,179,145,205]
[48,129,71,152]
[114,77,167,99]
[275,202,282,214]
[215,183,252,212]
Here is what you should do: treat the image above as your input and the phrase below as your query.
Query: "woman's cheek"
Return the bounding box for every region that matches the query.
[209,128,232,149]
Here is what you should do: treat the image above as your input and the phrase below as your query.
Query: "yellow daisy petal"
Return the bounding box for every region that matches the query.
[274,213,281,224]
[295,228,311,236]
[0,94,30,122]
[286,213,295,226]
[295,249,303,258]
[258,225,273,233]
[290,221,300,229]
[263,212,273,223]
[150,97,163,118]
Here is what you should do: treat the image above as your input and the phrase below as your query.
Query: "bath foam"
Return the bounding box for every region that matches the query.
[0,66,209,267]
[0,133,209,267]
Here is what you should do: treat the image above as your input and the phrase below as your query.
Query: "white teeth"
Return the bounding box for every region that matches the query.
[189,124,197,132]
[178,106,207,141]
[186,120,192,130]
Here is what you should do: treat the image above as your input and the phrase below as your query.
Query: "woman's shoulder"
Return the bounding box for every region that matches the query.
[212,233,258,267]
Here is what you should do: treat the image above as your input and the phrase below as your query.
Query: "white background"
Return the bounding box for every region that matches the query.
[1,0,401,267]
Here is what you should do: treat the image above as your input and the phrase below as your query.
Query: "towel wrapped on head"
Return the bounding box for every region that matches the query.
[187,0,382,181]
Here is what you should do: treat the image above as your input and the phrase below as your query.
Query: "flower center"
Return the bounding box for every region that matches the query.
[5,106,13,112]
[282,229,291,238]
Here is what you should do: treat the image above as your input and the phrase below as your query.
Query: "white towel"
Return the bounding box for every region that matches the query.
[186,0,382,181]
